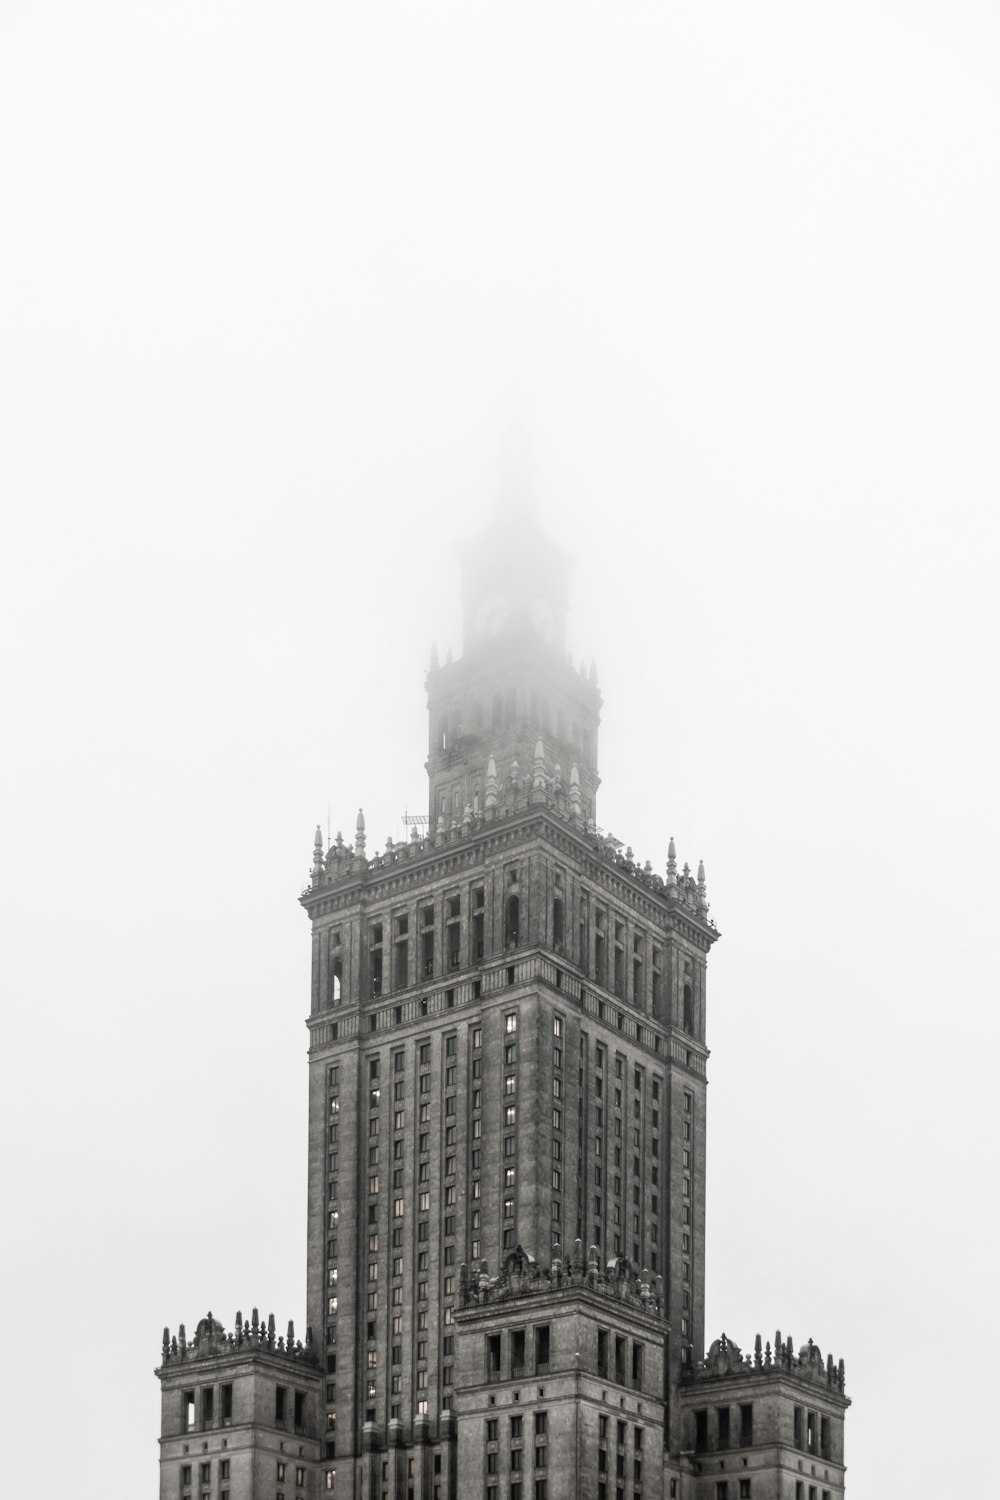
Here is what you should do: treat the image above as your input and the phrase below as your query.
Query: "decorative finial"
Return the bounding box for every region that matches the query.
[667,837,677,884]
[312,825,324,879]
[485,756,498,811]
[533,738,546,791]
[355,809,366,855]
[697,859,707,912]
[569,763,582,820]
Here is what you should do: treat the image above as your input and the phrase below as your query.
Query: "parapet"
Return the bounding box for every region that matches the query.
[304,760,715,936]
[684,1330,847,1396]
[458,1240,665,1322]
[159,1309,317,1368]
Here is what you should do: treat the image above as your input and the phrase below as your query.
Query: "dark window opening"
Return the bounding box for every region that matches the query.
[487,1333,501,1380]
[505,895,520,948]
[511,1328,526,1376]
[631,1342,643,1390]
[552,899,564,950]
[694,1410,708,1454]
[740,1404,753,1447]
[683,983,694,1033]
[201,1387,213,1428]
[294,1391,305,1433]
[717,1406,730,1450]
[598,1329,609,1378]
[275,1386,287,1428]
[220,1384,232,1426]
[535,1324,550,1372]
[422,930,433,977]
[183,1391,195,1433]
[615,1335,627,1385]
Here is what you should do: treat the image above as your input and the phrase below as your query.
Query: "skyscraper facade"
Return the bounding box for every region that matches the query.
[157,515,849,1500]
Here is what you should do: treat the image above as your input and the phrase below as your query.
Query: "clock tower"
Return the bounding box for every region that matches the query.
[427,511,601,832]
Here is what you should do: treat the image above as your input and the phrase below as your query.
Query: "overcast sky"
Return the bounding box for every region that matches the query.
[2,4,998,1496]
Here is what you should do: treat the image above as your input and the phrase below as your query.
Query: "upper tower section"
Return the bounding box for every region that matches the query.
[426,509,602,828]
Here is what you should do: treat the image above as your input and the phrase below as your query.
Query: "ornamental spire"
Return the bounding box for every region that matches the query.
[533,738,546,791]
[569,763,582,820]
[355,808,366,855]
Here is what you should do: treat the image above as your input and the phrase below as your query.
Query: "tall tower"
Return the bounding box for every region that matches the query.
[157,504,850,1500]
[300,511,718,1496]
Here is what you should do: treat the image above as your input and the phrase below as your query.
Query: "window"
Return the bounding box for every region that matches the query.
[740,1404,753,1446]
[275,1387,287,1427]
[739,1483,752,1498]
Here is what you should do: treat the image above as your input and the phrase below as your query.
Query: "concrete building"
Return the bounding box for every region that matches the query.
[156,512,849,1499]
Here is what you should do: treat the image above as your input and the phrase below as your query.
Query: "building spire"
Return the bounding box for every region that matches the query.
[355,809,366,856]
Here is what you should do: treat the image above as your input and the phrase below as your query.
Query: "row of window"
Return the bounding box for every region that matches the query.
[179,1459,306,1499]
[180,1384,306,1435]
[693,1404,754,1453]
[321,872,703,1033]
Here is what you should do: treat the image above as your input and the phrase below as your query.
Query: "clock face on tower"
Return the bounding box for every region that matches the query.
[475,591,510,640]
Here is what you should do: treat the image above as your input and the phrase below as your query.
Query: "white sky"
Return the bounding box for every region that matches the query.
[1,4,998,1496]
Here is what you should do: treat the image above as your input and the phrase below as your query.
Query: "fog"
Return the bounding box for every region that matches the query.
[1,4,997,1496]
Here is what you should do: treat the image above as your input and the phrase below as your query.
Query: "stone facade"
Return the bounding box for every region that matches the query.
[156,511,850,1499]
[156,1313,322,1500]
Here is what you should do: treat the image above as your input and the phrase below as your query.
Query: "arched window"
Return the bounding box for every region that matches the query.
[504,894,520,948]
[683,983,694,1034]
[330,958,342,1005]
